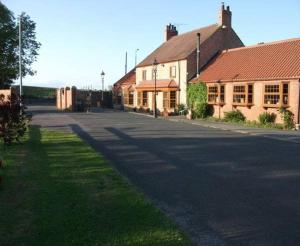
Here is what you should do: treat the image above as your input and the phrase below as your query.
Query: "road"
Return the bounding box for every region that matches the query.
[30,106,300,246]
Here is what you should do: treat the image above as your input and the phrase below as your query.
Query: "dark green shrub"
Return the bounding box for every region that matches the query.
[258,112,276,125]
[177,104,187,115]
[279,107,294,129]
[0,94,29,145]
[224,110,245,123]
[193,102,213,119]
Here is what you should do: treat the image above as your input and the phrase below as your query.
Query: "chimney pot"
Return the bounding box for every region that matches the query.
[165,23,178,41]
[218,4,232,28]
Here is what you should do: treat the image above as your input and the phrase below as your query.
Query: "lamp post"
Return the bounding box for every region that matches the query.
[135,48,139,67]
[152,58,159,118]
[101,70,105,101]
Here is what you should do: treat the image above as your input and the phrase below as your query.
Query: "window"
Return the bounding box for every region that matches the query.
[220,85,225,103]
[123,91,129,105]
[248,84,253,104]
[283,83,289,105]
[233,84,253,105]
[142,91,148,107]
[207,84,225,104]
[263,83,289,107]
[129,92,134,105]
[152,69,156,80]
[142,70,147,80]
[117,93,122,104]
[169,66,176,78]
[163,92,169,108]
[208,86,218,103]
[137,92,142,106]
[170,91,176,108]
[163,91,177,108]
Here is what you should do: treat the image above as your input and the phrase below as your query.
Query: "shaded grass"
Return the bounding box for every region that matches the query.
[0,126,193,246]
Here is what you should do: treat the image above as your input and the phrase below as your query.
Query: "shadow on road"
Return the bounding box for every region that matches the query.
[69,122,300,246]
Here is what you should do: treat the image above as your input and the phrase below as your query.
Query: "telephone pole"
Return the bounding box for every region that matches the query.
[19,16,23,99]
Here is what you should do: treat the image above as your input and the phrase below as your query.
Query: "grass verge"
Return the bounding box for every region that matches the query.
[0,126,193,246]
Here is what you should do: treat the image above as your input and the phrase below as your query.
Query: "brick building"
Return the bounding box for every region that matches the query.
[193,38,300,124]
[113,3,244,113]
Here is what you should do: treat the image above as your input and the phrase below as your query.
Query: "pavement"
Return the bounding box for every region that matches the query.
[167,115,300,144]
[30,106,300,246]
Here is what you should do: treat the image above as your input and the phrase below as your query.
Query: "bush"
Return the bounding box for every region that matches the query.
[279,107,294,129]
[224,110,245,123]
[187,82,207,109]
[193,102,213,119]
[258,112,276,125]
[0,94,29,145]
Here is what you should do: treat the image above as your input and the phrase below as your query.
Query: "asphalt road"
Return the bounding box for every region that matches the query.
[31,106,300,246]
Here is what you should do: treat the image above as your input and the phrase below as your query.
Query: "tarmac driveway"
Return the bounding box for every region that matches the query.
[31,107,300,246]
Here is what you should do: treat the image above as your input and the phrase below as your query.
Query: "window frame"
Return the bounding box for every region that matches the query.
[128,91,134,105]
[170,91,176,108]
[123,90,129,105]
[137,92,142,106]
[207,84,225,105]
[163,92,169,109]
[142,70,147,81]
[169,66,176,78]
[142,91,148,107]
[263,82,289,108]
[232,83,254,106]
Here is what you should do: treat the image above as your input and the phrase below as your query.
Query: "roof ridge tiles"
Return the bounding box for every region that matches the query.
[223,37,300,53]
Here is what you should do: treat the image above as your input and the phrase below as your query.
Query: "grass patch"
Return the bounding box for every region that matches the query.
[0,126,193,246]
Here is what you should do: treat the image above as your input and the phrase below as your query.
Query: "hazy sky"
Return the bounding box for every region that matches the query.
[3,0,300,89]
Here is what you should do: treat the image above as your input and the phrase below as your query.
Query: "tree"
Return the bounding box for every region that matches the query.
[0,1,41,89]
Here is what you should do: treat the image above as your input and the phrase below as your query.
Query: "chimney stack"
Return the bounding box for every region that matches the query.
[165,24,178,42]
[218,3,232,28]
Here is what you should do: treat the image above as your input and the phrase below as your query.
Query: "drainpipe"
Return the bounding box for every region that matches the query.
[178,60,181,105]
[197,33,201,77]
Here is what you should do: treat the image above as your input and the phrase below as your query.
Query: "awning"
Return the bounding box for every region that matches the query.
[136,80,179,91]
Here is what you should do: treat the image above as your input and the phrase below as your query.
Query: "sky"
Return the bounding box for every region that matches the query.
[2,0,300,89]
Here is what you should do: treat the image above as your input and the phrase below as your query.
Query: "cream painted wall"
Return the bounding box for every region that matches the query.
[136,59,188,108]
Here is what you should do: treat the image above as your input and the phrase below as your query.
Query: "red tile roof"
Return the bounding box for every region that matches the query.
[113,69,136,89]
[137,24,220,67]
[136,80,178,90]
[195,38,300,83]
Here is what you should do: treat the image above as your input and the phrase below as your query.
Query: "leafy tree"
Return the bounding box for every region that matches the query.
[0,1,41,88]
[187,82,207,109]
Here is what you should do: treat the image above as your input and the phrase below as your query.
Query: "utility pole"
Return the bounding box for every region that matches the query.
[125,52,128,75]
[19,16,23,101]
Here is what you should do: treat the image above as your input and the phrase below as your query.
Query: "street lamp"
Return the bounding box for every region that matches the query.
[135,48,139,67]
[152,58,159,118]
[101,70,105,101]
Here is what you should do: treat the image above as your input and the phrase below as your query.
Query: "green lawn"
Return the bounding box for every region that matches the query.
[0,126,193,246]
